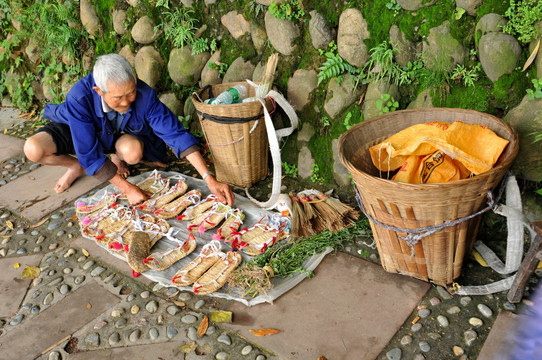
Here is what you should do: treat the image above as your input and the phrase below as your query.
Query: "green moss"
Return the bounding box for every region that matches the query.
[94,0,118,56]
[476,0,510,19]
[440,82,491,113]
[492,72,529,112]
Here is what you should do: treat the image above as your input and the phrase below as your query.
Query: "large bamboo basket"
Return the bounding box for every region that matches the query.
[191,82,274,188]
[338,108,519,286]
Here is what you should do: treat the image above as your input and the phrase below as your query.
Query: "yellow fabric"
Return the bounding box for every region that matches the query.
[369,121,509,184]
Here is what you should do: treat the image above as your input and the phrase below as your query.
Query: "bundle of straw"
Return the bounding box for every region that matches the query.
[315,190,360,223]
[257,53,279,98]
[307,192,343,232]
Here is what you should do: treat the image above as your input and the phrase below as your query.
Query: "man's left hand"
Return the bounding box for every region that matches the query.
[206,175,234,206]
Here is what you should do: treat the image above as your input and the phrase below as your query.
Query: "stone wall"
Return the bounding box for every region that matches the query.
[1,0,541,183]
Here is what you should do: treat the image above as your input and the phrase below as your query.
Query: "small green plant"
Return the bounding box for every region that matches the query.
[208,61,228,77]
[321,116,330,128]
[455,7,466,20]
[155,7,197,48]
[269,0,305,21]
[6,72,36,112]
[155,0,170,8]
[191,38,209,55]
[282,162,298,178]
[178,114,191,129]
[503,0,542,44]
[343,112,353,130]
[451,63,481,87]
[385,0,401,15]
[376,94,399,114]
[526,78,542,99]
[317,41,359,85]
[310,164,324,184]
[247,1,266,17]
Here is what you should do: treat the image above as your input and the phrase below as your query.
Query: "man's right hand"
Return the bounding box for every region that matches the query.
[109,173,149,205]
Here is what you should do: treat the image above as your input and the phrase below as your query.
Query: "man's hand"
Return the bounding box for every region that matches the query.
[108,173,149,205]
[206,175,234,206]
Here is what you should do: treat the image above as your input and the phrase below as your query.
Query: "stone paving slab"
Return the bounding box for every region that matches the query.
[478,311,520,360]
[0,108,24,131]
[0,134,25,163]
[0,165,101,222]
[65,340,190,359]
[225,252,430,360]
[0,280,120,360]
[71,236,152,285]
[0,254,44,318]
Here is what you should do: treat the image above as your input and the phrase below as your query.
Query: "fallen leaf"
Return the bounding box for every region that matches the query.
[210,310,232,323]
[28,176,35,180]
[249,328,280,336]
[70,215,79,222]
[14,263,20,269]
[197,315,208,338]
[0,235,11,239]
[30,217,49,228]
[318,357,328,360]
[522,38,540,72]
[87,303,92,309]
[179,341,197,353]
[82,249,89,257]
[3,129,6,134]
[21,265,40,279]
[6,221,13,230]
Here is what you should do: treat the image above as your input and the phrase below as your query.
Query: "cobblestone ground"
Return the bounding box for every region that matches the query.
[0,114,540,360]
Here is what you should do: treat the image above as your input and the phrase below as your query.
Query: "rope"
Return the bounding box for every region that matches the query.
[353,173,509,255]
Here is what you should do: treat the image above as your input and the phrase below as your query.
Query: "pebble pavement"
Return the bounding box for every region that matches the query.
[0,117,541,359]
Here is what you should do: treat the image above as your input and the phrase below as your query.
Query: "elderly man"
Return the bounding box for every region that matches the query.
[24,53,234,205]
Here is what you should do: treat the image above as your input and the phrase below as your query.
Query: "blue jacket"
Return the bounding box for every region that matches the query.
[43,74,199,176]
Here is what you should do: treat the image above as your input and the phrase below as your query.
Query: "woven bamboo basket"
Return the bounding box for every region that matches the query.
[191,81,274,187]
[338,108,519,286]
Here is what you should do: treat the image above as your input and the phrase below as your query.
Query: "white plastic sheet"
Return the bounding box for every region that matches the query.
[76,171,330,306]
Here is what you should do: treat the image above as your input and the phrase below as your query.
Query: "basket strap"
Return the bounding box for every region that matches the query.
[244,90,298,209]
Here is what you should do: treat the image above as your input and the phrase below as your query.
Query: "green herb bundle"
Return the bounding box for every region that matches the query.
[227,218,371,298]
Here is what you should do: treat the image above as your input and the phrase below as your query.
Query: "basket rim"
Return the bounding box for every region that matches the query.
[338,108,519,189]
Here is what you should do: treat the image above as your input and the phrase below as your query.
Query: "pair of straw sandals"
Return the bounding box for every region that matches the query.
[122,231,241,296]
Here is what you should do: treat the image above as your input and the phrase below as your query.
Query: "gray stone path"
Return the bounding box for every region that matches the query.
[0,108,529,360]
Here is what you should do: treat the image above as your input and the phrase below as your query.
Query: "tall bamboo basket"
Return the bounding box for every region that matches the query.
[191,82,274,187]
[338,108,519,286]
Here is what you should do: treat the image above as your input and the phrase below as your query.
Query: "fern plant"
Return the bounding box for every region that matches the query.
[155,7,197,49]
[317,42,359,85]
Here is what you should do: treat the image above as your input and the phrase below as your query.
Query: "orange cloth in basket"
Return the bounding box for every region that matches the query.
[369,121,509,184]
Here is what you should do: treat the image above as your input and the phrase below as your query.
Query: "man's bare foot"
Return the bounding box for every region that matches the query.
[55,166,85,193]
[111,154,130,178]
[140,160,167,168]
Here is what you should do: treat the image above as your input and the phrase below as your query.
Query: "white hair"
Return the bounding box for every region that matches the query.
[93,54,136,93]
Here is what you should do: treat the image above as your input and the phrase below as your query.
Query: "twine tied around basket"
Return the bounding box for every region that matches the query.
[353,173,509,256]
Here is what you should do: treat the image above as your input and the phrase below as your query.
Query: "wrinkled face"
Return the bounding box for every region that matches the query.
[93,79,136,113]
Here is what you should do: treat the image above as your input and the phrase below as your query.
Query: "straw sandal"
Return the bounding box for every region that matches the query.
[81,205,135,245]
[192,251,243,295]
[179,195,218,221]
[118,170,169,200]
[153,189,202,220]
[225,215,289,256]
[126,231,151,276]
[76,193,119,218]
[143,233,197,271]
[171,240,225,287]
[108,214,170,252]
[187,202,231,234]
[212,209,245,240]
[138,179,188,212]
